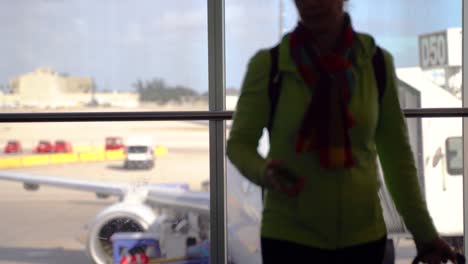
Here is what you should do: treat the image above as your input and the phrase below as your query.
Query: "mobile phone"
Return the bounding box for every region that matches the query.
[274,167,305,197]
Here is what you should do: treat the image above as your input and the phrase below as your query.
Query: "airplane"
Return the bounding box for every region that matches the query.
[0,151,264,264]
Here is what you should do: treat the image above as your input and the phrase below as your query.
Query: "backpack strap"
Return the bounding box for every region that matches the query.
[372,46,387,106]
[267,45,282,135]
[263,45,282,202]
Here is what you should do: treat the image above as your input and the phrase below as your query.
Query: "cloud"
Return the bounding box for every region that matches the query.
[122,23,144,45]
[73,18,87,27]
[155,7,207,32]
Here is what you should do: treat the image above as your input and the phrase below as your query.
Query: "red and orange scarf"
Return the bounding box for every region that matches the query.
[290,14,355,169]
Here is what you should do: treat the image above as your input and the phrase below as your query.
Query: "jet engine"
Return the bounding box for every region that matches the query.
[85,202,157,264]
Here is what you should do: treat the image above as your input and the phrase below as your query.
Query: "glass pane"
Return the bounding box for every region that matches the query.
[225,2,275,256]
[0,1,208,112]
[226,1,463,263]
[225,0,279,109]
[225,126,267,264]
[0,121,210,263]
[350,1,462,107]
[226,118,464,263]
[391,118,464,262]
[226,1,462,109]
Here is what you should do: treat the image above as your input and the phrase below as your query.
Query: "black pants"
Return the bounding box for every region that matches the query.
[261,236,387,264]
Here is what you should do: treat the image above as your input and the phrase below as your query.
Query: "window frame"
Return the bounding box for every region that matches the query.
[0,0,466,262]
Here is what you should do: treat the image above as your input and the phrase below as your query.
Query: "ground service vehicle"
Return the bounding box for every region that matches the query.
[124,136,155,170]
[35,140,53,153]
[53,140,73,153]
[105,137,124,151]
[3,140,22,154]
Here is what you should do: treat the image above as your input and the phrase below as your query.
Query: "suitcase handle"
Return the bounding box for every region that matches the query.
[412,252,465,264]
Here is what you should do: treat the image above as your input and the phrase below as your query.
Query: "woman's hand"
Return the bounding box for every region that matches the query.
[414,237,458,264]
[263,160,305,197]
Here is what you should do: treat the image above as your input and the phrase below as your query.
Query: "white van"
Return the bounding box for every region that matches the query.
[124,136,155,170]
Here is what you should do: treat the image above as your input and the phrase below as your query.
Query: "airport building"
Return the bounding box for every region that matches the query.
[1,67,139,108]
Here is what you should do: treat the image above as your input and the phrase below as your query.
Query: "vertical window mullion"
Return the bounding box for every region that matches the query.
[463,0,468,255]
[208,0,227,263]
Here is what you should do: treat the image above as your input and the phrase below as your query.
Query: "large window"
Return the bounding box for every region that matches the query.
[0,0,467,263]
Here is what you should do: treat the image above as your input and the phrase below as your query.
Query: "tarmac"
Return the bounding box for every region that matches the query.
[0,119,418,263]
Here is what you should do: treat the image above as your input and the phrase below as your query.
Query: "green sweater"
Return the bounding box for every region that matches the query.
[226,32,438,249]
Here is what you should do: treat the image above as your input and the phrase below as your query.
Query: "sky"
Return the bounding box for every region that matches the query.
[0,0,462,93]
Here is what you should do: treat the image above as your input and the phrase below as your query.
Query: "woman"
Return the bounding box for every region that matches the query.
[226,0,457,263]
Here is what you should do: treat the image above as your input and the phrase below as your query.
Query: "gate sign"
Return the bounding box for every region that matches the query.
[419,31,448,69]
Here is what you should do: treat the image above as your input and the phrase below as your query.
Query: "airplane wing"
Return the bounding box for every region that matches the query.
[0,170,127,197]
[0,170,210,215]
[146,186,209,216]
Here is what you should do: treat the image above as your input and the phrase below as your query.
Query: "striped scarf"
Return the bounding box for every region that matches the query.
[290,14,355,169]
